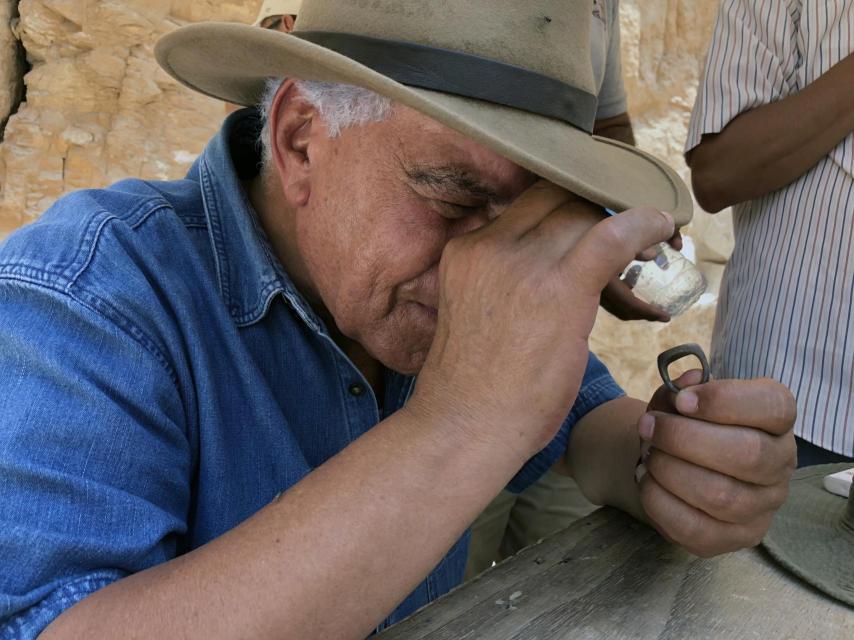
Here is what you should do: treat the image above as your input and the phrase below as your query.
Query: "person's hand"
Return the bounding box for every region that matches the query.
[408,180,676,463]
[637,369,797,557]
[600,231,683,322]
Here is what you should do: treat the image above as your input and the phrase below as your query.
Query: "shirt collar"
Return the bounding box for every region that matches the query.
[189,108,324,332]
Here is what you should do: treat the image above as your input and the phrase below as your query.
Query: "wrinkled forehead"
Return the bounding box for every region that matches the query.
[390,104,536,200]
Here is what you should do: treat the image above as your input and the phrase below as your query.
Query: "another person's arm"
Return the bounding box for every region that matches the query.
[688,52,854,213]
[592,0,672,322]
[686,0,854,213]
[594,112,636,146]
[595,109,681,323]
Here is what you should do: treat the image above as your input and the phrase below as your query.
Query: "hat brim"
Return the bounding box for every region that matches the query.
[155,22,694,225]
[762,463,854,608]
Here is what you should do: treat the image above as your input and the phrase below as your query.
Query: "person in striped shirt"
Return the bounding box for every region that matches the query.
[686,0,854,465]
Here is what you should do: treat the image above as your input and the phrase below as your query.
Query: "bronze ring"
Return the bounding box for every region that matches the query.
[657,343,710,394]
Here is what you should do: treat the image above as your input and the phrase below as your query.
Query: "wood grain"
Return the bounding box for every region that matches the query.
[378,508,853,639]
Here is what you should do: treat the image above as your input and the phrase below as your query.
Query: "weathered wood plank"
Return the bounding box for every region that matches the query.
[378,508,853,639]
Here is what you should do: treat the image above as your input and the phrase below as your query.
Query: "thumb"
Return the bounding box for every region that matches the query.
[647,368,707,413]
[562,206,675,298]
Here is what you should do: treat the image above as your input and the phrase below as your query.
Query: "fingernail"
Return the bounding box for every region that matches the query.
[634,462,648,484]
[677,390,699,414]
[638,413,655,441]
[660,211,674,228]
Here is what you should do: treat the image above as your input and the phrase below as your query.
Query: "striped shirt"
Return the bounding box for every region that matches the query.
[686,0,854,456]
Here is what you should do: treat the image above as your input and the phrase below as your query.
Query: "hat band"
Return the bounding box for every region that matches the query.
[294,31,598,133]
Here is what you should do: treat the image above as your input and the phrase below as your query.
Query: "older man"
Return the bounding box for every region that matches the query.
[0,2,795,639]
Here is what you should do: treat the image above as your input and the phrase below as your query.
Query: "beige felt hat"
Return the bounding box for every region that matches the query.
[156,0,693,224]
[762,463,854,608]
[253,0,302,26]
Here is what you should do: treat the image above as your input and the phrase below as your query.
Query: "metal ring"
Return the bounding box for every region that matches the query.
[657,343,710,394]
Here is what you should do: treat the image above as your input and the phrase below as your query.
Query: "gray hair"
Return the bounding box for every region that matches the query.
[258,78,394,172]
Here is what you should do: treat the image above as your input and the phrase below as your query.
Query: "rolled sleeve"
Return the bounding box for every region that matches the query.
[1,570,127,640]
[0,280,191,637]
[685,0,799,154]
[506,352,624,493]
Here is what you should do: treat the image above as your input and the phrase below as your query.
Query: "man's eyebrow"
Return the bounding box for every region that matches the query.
[405,165,511,204]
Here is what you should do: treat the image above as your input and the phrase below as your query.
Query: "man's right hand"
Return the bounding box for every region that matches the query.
[639,370,797,557]
[409,180,676,462]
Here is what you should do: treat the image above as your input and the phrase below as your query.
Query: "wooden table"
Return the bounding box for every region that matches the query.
[379,508,853,639]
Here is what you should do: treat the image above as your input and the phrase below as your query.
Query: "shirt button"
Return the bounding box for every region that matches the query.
[348,383,366,397]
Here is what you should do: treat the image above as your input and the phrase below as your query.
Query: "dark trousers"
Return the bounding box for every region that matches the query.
[796,436,854,468]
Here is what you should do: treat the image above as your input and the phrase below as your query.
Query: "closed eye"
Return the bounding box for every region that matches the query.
[438,201,486,219]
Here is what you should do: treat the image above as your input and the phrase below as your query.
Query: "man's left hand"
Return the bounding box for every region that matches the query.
[637,370,797,557]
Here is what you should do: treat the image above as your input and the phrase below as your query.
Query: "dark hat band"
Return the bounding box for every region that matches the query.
[294,31,598,133]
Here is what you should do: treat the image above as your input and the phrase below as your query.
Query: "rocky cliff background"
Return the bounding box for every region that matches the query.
[0,0,733,400]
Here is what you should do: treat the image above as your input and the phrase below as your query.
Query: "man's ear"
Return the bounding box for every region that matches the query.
[269,80,317,208]
[282,15,297,32]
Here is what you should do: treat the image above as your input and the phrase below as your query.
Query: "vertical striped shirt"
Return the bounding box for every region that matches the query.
[686,0,854,456]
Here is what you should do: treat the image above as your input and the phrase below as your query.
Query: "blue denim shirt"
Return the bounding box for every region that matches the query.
[0,110,624,638]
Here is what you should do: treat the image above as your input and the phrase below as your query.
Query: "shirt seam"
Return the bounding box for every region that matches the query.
[0,274,180,389]
[199,153,232,310]
[0,569,125,639]
[0,211,106,282]
[68,202,182,388]
[0,199,173,283]
[571,375,626,419]
[66,201,175,288]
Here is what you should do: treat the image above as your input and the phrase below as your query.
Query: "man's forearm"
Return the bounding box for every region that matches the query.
[688,53,854,213]
[562,396,647,522]
[42,406,525,640]
[594,112,636,146]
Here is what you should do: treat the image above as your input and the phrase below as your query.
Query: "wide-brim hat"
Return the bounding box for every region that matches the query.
[253,0,303,27]
[156,0,694,225]
[762,463,854,607]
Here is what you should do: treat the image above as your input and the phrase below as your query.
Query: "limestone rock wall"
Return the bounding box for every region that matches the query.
[0,0,261,232]
[0,0,734,401]
[0,1,25,132]
[0,0,25,237]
